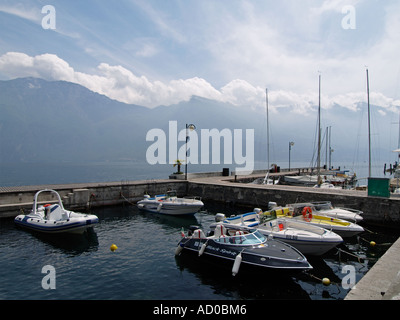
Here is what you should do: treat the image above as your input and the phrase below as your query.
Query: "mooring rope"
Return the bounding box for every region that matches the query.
[336,248,365,262]
[120,192,137,206]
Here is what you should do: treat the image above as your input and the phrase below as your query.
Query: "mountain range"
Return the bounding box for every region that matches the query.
[0,77,396,170]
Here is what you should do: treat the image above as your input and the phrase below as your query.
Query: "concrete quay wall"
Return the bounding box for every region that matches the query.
[0,180,187,218]
[188,177,400,227]
[1,174,400,227]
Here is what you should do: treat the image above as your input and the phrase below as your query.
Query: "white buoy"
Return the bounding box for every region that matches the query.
[199,242,207,256]
[157,203,162,212]
[175,244,184,256]
[232,252,242,276]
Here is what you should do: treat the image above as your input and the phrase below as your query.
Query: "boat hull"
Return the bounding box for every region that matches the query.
[137,200,204,215]
[14,214,99,234]
[177,237,312,272]
[317,208,363,223]
[292,215,364,238]
[262,233,342,256]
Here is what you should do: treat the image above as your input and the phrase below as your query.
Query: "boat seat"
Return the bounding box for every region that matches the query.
[214,223,227,238]
[232,230,245,244]
[192,229,207,239]
[47,204,68,221]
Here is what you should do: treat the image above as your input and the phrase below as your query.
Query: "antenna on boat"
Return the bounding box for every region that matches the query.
[266,88,270,171]
[366,67,371,178]
[317,73,322,181]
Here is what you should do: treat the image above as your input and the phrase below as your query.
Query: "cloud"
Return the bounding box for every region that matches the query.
[311,0,363,15]
[0,3,41,22]
[0,52,399,115]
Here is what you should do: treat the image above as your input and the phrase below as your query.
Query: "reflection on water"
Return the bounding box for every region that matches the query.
[27,229,100,256]
[0,202,399,300]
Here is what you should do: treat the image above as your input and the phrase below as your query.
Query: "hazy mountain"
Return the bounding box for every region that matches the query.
[0,77,396,169]
[0,78,270,164]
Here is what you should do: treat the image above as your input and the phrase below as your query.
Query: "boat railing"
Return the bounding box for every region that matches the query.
[33,189,64,214]
[336,207,363,215]
[183,195,202,202]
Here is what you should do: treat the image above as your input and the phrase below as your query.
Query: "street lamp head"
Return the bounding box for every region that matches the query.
[187,124,196,131]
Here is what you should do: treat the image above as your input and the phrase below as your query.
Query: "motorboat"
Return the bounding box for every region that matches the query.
[268,203,364,238]
[284,172,356,188]
[14,189,98,234]
[289,201,363,223]
[175,223,312,276]
[214,210,343,256]
[313,183,341,189]
[137,190,204,215]
[283,175,319,186]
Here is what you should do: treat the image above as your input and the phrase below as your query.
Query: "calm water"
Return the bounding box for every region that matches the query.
[0,161,398,301]
[1,201,398,300]
[0,160,390,187]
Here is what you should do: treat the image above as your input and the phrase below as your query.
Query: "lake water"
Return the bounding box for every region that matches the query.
[0,160,391,187]
[0,161,399,304]
[1,201,398,301]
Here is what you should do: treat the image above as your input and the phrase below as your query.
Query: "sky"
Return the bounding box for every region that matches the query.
[0,0,399,114]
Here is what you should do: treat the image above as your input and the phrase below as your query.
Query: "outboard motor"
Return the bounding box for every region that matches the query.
[268,202,278,210]
[214,213,226,222]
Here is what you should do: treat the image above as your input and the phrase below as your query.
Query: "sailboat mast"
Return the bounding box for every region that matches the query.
[367,68,371,178]
[329,126,332,169]
[317,74,321,177]
[266,88,270,171]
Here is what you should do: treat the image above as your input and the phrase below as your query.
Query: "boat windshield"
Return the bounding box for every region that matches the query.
[214,230,267,245]
[314,202,333,210]
[166,190,177,198]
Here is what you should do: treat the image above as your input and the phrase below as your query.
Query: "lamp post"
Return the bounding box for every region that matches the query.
[289,141,294,171]
[185,123,196,180]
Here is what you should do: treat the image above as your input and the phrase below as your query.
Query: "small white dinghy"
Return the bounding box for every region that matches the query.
[14,189,99,234]
[137,190,204,215]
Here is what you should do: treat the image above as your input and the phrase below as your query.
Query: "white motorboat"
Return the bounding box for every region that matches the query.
[283,175,319,186]
[14,189,98,234]
[313,183,341,189]
[291,201,363,223]
[137,190,204,215]
[271,203,364,238]
[214,209,343,256]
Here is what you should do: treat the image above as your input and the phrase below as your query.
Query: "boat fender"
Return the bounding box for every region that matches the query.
[232,252,242,276]
[198,241,208,256]
[175,243,184,256]
[157,203,163,212]
[302,207,313,222]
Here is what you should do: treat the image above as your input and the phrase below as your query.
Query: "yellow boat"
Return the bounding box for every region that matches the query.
[263,204,364,238]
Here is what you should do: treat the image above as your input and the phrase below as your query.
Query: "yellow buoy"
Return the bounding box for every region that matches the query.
[322,278,331,286]
[110,244,118,252]
[370,241,376,247]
